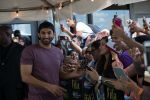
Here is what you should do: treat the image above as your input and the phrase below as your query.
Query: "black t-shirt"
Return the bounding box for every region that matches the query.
[0,42,24,85]
[96,54,125,100]
[0,43,12,70]
[102,67,125,100]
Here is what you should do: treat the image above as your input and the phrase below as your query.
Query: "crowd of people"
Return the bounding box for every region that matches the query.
[0,14,150,100]
[59,15,150,100]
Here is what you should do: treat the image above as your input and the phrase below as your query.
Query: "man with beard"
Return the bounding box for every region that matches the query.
[21,21,83,100]
[0,25,24,100]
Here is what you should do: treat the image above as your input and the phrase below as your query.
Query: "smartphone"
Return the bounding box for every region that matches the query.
[113,67,129,80]
[114,17,122,27]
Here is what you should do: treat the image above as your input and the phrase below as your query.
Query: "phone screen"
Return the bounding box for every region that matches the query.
[144,41,150,68]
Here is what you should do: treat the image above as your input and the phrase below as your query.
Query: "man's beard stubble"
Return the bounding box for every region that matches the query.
[39,37,53,46]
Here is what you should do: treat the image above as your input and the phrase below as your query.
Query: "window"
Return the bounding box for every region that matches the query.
[93,10,130,30]
[12,24,31,36]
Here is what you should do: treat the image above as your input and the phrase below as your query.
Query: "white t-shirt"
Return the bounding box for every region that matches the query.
[76,22,93,39]
[76,22,93,33]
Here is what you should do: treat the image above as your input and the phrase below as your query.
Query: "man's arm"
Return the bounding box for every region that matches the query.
[69,40,82,54]
[21,64,66,96]
[122,34,144,52]
[59,67,84,79]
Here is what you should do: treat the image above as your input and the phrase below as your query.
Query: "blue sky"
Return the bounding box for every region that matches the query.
[93,10,130,29]
[75,10,130,30]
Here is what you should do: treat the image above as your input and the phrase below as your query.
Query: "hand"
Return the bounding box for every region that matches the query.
[114,41,128,51]
[63,57,81,73]
[66,36,72,42]
[45,84,67,97]
[62,64,76,72]
[63,61,81,72]
[109,79,130,93]
[60,24,69,33]
[86,67,99,83]
[112,59,124,69]
[74,68,85,77]
[111,77,143,96]
[129,21,144,33]
[81,47,88,55]
[112,24,126,40]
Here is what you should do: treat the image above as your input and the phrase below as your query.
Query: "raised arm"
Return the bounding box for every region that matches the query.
[61,24,75,38]
[112,24,144,52]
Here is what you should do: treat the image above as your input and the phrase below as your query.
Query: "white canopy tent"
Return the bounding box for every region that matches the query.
[0,0,147,23]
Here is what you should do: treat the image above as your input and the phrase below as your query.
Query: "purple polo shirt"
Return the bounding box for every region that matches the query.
[21,44,64,100]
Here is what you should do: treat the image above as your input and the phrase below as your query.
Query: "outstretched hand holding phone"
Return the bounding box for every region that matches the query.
[60,24,69,33]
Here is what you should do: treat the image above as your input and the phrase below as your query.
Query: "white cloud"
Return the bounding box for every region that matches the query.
[94,12,108,18]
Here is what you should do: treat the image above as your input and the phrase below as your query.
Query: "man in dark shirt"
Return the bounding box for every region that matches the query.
[0,25,24,100]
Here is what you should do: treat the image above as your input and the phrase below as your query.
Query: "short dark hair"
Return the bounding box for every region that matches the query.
[14,30,21,37]
[0,25,12,31]
[38,21,55,33]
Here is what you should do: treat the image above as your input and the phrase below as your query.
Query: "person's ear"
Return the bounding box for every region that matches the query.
[38,33,40,40]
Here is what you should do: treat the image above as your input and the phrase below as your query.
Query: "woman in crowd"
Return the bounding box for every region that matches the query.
[86,37,125,100]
